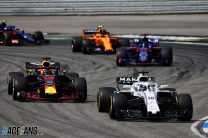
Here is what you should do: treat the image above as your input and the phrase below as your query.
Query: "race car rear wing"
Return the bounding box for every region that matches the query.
[83,29,98,35]
[25,62,60,70]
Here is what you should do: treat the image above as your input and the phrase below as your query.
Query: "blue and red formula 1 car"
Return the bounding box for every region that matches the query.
[7,57,87,102]
[116,36,173,66]
[0,20,49,46]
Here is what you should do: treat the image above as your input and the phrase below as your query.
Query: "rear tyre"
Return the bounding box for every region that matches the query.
[7,72,24,95]
[72,37,82,52]
[97,87,116,112]
[13,76,25,101]
[161,47,173,66]
[2,31,12,46]
[116,47,127,66]
[74,77,87,102]
[177,94,193,121]
[109,93,126,119]
[82,39,91,54]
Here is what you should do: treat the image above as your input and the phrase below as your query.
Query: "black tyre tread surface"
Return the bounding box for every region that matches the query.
[3,31,12,46]
[177,94,193,121]
[161,47,173,66]
[13,76,25,101]
[74,77,87,102]
[72,36,82,52]
[7,72,24,95]
[109,93,125,119]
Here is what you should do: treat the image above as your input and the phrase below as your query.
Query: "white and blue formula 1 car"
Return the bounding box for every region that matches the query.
[97,72,193,121]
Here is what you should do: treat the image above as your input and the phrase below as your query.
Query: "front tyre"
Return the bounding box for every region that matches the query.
[32,31,44,45]
[7,72,24,95]
[13,76,25,101]
[109,93,126,119]
[97,87,116,112]
[161,47,173,66]
[74,77,87,102]
[177,94,193,121]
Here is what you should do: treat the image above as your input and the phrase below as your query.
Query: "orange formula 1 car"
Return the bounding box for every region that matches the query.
[72,25,120,54]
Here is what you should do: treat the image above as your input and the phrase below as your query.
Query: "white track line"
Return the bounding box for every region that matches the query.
[191,116,208,138]
[162,41,208,46]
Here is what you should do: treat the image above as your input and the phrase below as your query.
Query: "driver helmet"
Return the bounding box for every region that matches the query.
[97,25,104,33]
[0,20,7,28]
[140,85,147,91]
[142,35,148,42]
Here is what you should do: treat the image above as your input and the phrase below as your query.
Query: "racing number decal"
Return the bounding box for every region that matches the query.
[148,97,154,100]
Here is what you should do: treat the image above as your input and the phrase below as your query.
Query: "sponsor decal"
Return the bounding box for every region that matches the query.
[0,125,44,136]
[117,77,137,84]
[11,39,19,44]
[84,29,98,33]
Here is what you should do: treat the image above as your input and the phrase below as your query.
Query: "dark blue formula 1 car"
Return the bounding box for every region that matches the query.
[0,20,49,46]
[116,36,173,66]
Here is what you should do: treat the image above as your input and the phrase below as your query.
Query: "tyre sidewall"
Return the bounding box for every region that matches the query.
[97,87,116,112]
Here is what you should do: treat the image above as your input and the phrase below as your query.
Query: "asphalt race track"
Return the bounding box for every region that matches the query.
[0,15,208,138]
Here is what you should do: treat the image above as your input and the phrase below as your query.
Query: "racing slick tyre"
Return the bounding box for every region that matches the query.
[177,94,193,121]
[97,87,116,112]
[13,76,25,101]
[72,37,82,52]
[74,77,87,102]
[161,47,173,66]
[32,31,44,45]
[119,38,130,47]
[2,31,12,46]
[7,72,24,95]
[82,39,91,54]
[109,93,126,119]
[116,47,127,66]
